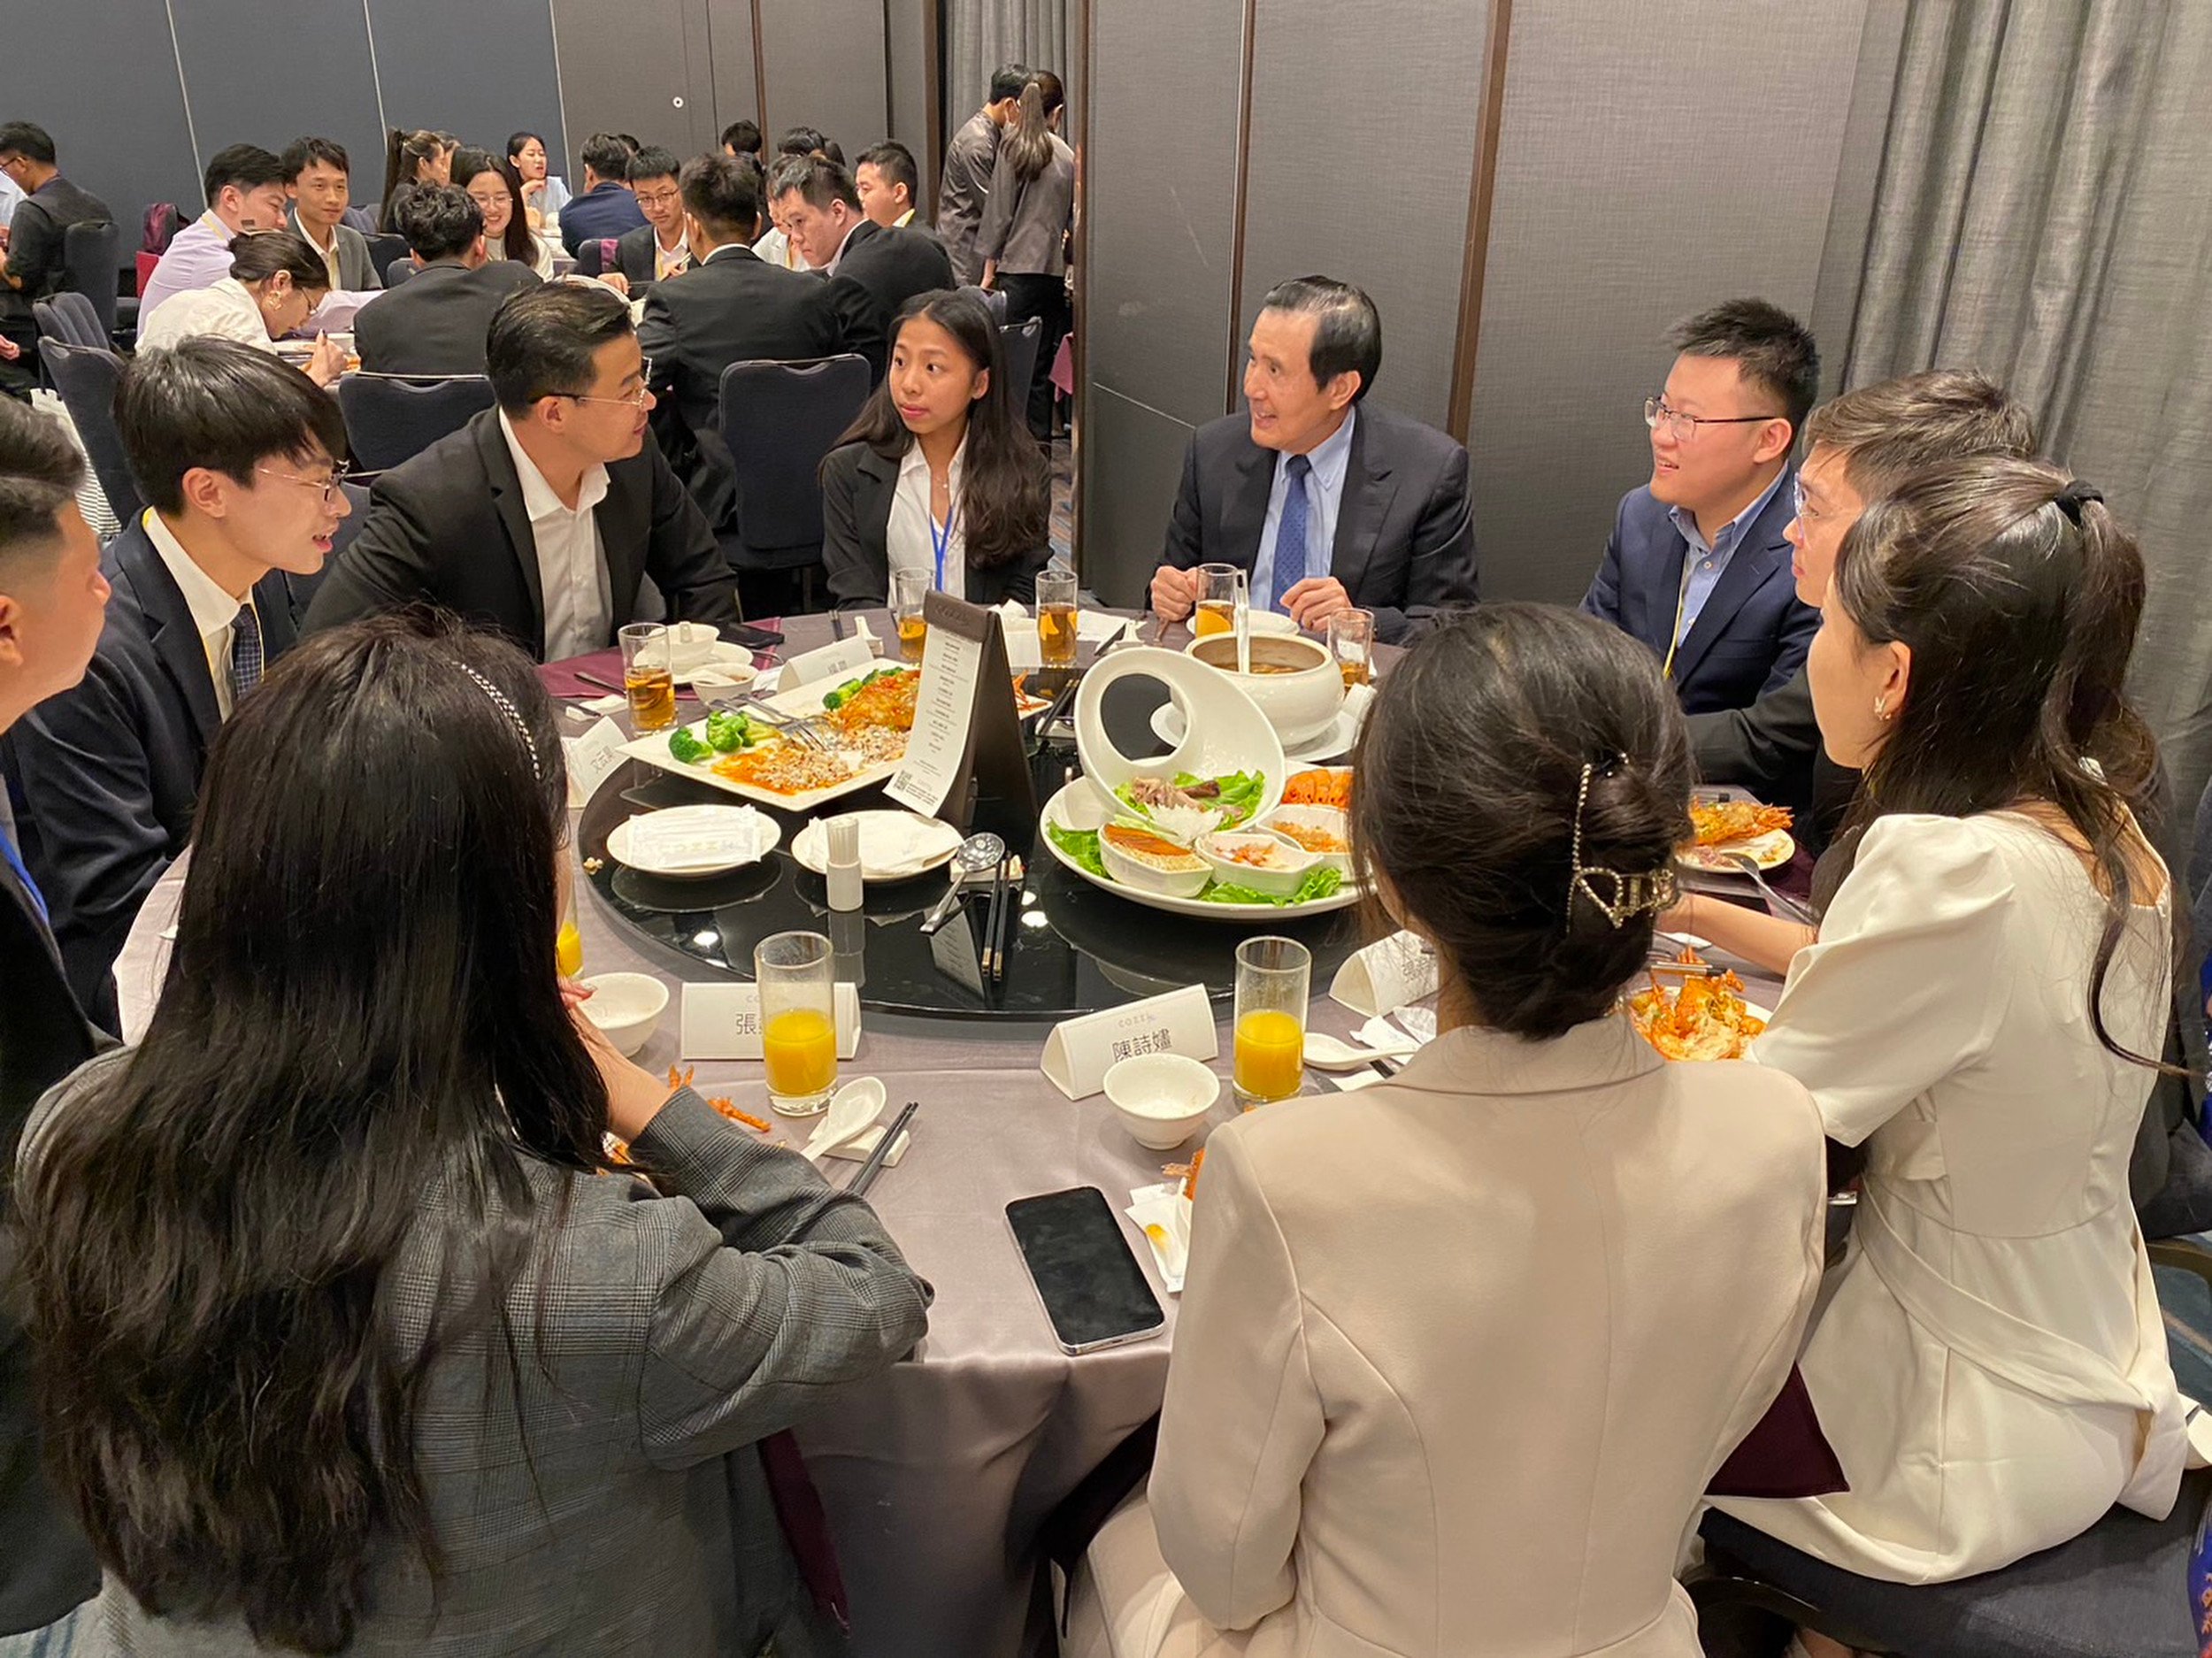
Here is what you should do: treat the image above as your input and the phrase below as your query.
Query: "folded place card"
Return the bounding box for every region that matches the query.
[1041,983,1218,1101]
[563,717,630,809]
[995,601,1044,671]
[777,634,878,691]
[1329,930,1440,1018]
[680,981,864,1060]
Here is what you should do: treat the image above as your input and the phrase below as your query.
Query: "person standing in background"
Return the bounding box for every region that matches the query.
[936,64,1028,285]
[979,71,1074,440]
[0,121,113,397]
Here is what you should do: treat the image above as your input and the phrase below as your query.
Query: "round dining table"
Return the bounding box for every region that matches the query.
[112,608,1791,1658]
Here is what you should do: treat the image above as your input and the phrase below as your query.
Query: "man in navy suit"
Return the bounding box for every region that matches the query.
[4,340,350,1023]
[1581,299,1818,715]
[557,132,648,257]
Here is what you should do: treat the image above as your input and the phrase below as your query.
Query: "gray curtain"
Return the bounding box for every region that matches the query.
[943,0,1069,133]
[1836,0,2212,820]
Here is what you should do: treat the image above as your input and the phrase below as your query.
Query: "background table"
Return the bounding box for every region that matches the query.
[111,610,1790,1658]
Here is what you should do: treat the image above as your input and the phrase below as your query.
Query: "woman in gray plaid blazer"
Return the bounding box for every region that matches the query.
[12,615,932,1657]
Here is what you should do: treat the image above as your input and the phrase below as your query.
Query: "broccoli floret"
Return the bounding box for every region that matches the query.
[705,709,752,752]
[668,727,712,764]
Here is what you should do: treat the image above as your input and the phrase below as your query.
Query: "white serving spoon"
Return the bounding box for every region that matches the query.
[802,1076,888,1163]
[1302,1032,1416,1073]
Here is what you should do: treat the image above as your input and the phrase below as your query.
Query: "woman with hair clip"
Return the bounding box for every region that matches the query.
[377,127,450,234]
[135,230,346,386]
[12,614,931,1655]
[1069,604,1828,1658]
[978,68,1075,440]
[1702,460,2189,1618]
[453,146,556,277]
[820,288,1052,609]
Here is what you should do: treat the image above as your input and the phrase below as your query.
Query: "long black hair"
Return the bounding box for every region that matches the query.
[831,288,1047,569]
[14,613,614,1653]
[451,145,536,265]
[1823,456,2165,1065]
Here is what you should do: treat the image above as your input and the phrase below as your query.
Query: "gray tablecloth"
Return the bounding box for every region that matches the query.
[108,610,1791,1658]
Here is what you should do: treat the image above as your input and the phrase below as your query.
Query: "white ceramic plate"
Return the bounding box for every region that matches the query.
[607,804,782,878]
[672,641,759,687]
[1039,779,1360,920]
[790,810,964,882]
[1678,828,1796,873]
[1151,700,1364,764]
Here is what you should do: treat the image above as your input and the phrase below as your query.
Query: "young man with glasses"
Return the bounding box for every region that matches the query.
[1580,298,1818,716]
[305,281,738,659]
[603,146,689,296]
[4,341,349,1024]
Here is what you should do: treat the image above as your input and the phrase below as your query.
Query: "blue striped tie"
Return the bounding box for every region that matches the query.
[1270,453,1313,613]
[230,602,262,711]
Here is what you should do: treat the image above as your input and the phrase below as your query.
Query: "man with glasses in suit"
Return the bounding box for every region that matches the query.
[1580,299,1819,717]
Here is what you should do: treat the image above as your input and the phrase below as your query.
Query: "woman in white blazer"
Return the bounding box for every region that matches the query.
[1701,459,2185,1608]
[1069,605,1830,1658]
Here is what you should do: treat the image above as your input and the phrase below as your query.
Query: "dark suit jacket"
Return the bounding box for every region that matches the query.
[559,180,648,257]
[303,408,740,658]
[612,223,691,291]
[819,439,1051,610]
[352,259,541,377]
[1159,404,1479,644]
[636,245,848,530]
[1686,665,1859,852]
[1581,472,1815,716]
[3,521,303,1024]
[0,176,111,316]
[823,219,956,380]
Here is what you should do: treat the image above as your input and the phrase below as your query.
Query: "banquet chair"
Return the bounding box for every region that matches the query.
[39,340,144,524]
[572,239,611,279]
[336,374,496,473]
[384,256,417,288]
[1689,1467,2210,1657]
[342,204,378,237]
[35,292,104,349]
[959,283,1009,323]
[717,353,871,614]
[999,317,1041,419]
[63,219,121,342]
[363,233,408,280]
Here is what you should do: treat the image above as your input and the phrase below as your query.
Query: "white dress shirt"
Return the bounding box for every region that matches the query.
[653,232,691,281]
[752,224,805,271]
[136,277,273,356]
[1252,407,1356,610]
[887,438,967,600]
[498,411,613,660]
[140,509,255,718]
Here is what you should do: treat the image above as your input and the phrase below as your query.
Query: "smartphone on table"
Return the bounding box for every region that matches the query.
[1006,1186,1167,1355]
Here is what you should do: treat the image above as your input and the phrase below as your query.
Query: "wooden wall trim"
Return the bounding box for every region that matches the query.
[1223,0,1258,416]
[1446,0,1514,443]
[749,0,769,140]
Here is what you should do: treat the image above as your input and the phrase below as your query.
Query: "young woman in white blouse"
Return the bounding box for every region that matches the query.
[1701,457,2186,1606]
[818,289,1051,610]
[135,230,346,387]
[1069,605,1830,1658]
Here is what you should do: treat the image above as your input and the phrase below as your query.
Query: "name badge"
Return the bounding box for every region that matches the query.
[1041,983,1217,1101]
[680,981,864,1060]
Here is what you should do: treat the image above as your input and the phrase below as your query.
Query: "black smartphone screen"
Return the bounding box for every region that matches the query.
[721,622,785,649]
[1006,1186,1166,1353]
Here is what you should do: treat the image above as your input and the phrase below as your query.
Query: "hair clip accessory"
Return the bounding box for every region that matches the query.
[2052,480,2103,525]
[1567,757,1679,929]
[459,664,541,782]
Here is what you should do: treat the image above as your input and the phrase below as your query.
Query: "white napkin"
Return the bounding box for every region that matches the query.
[1078,611,1132,644]
[1353,1015,1423,1056]
[581,693,626,715]
[798,813,960,879]
[1126,1182,1193,1293]
[995,600,1043,671]
[626,806,768,871]
[1395,1007,1438,1043]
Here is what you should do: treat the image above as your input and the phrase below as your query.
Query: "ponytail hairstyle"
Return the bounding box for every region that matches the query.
[378,128,443,232]
[1001,69,1065,185]
[831,289,1048,570]
[1824,456,2166,1065]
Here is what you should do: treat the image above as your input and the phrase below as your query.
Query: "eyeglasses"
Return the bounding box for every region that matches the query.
[1791,475,1825,523]
[1643,395,1784,443]
[554,358,654,411]
[634,189,681,210]
[254,466,351,505]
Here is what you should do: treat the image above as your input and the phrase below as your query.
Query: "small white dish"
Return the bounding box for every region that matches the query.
[1098,818,1211,898]
[673,642,758,688]
[1255,805,1353,875]
[1151,697,1366,764]
[1194,828,1321,897]
[607,804,780,879]
[580,972,669,1056]
[1104,1053,1221,1150]
[791,811,964,882]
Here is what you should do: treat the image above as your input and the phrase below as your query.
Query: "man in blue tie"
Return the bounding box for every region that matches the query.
[1148,275,1479,644]
[3,340,349,1024]
[0,395,111,1639]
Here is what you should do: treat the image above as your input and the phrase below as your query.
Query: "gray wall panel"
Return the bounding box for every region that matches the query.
[1465,0,1869,606]
[167,0,385,214]
[703,0,763,142]
[757,0,888,165]
[549,0,708,173]
[884,0,936,204]
[365,0,565,166]
[1237,0,1486,429]
[1085,388,1198,607]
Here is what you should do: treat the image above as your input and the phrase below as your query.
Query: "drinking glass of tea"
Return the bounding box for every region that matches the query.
[1233,935,1310,1107]
[756,930,839,1116]
[618,623,678,731]
[892,568,930,664]
[1036,565,1079,669]
[1328,609,1375,687]
[1193,563,1240,638]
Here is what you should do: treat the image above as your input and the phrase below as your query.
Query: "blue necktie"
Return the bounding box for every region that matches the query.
[1271,453,1313,613]
[0,824,47,925]
[230,602,262,711]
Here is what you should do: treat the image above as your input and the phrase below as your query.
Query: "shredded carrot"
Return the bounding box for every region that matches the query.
[667,1064,696,1092]
[708,1095,773,1133]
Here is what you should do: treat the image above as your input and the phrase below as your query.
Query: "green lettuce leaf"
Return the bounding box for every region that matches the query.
[1198,867,1343,907]
[1045,821,1106,878]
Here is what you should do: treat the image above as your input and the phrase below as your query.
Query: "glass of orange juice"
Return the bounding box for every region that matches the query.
[757,930,838,1116]
[556,919,584,979]
[1233,935,1310,1107]
[1192,563,1240,638]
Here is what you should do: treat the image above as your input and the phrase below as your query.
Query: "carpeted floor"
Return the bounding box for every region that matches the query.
[2156,1253,2212,1401]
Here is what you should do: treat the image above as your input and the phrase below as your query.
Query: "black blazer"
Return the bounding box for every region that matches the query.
[352,259,541,377]
[823,219,956,381]
[1160,403,1479,644]
[2,521,303,1024]
[0,797,103,1636]
[637,245,848,530]
[303,407,740,658]
[613,223,695,291]
[819,440,1050,610]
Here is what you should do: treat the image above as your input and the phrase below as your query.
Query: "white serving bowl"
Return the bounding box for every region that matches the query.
[1075,646,1286,826]
[1185,632,1346,749]
[1103,1053,1221,1150]
[1099,819,1212,898]
[1256,804,1354,876]
[580,972,669,1056]
[1194,828,1322,897]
